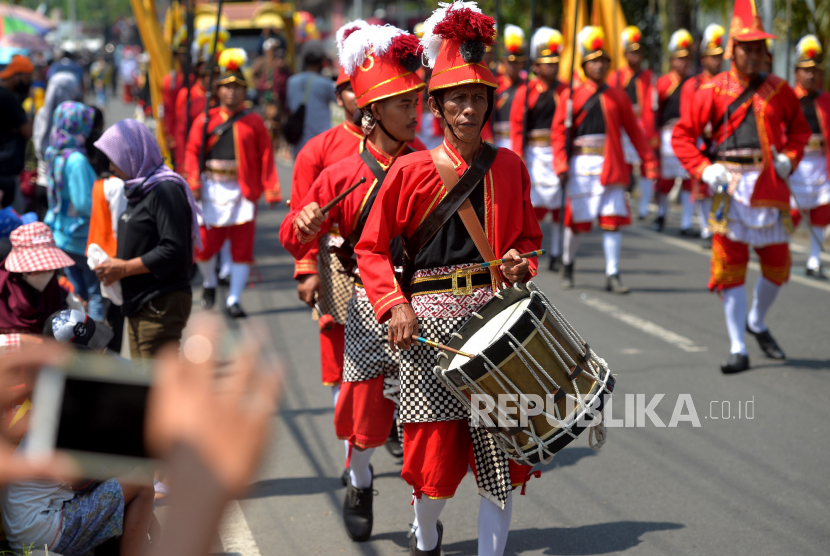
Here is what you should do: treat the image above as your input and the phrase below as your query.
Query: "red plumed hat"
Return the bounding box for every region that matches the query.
[335,19,368,87]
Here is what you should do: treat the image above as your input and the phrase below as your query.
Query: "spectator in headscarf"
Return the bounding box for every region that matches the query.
[43,101,104,321]
[93,119,200,359]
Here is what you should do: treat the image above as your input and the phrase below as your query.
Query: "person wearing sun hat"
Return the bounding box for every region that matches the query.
[552,25,659,294]
[0,222,75,336]
[491,24,526,151]
[789,34,830,279]
[655,29,695,234]
[672,0,812,374]
[510,26,569,271]
[353,3,542,554]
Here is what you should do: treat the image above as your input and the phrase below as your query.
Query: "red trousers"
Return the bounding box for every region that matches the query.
[320,323,344,386]
[709,234,791,292]
[194,221,255,264]
[533,207,561,222]
[564,200,631,233]
[402,420,534,500]
[335,375,395,450]
[790,204,830,228]
[657,178,692,195]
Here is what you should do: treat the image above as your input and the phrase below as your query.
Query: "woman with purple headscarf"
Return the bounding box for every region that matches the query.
[93,118,201,359]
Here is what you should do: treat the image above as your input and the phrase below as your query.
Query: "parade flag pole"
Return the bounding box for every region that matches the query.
[184,0,194,142]
[520,0,537,153]
[559,0,580,258]
[198,0,225,174]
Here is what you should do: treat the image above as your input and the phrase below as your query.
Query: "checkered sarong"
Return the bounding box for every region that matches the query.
[314,234,353,325]
[343,286,400,384]
[400,265,513,506]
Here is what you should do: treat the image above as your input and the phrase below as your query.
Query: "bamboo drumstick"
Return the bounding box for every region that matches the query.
[413,335,473,358]
[460,249,546,272]
[320,177,367,214]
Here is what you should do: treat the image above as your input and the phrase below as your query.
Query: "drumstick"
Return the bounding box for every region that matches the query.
[320,177,367,214]
[461,249,546,272]
[412,335,473,358]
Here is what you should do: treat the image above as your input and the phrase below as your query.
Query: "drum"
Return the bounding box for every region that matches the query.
[433,282,615,466]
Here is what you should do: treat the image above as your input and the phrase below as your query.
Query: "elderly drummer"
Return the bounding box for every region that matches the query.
[354,4,542,556]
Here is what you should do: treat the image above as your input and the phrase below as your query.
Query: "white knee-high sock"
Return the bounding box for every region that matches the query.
[550,223,561,257]
[332,384,341,407]
[698,198,713,238]
[808,226,824,270]
[227,263,250,307]
[603,231,623,276]
[639,176,653,217]
[218,240,232,279]
[657,194,670,218]
[722,286,748,355]
[680,190,694,230]
[747,277,780,333]
[349,446,375,489]
[414,497,447,551]
[562,228,581,265]
[196,256,218,289]
[478,491,513,556]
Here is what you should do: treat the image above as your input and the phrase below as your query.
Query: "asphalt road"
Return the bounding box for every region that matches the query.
[103,100,830,556]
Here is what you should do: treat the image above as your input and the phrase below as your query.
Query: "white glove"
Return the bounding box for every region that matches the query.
[771,147,792,179]
[702,163,729,189]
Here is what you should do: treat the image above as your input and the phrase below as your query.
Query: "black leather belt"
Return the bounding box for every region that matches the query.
[722,155,763,164]
[410,270,492,296]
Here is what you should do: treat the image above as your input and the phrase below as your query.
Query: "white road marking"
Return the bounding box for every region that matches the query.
[580,294,708,352]
[219,500,262,556]
[626,226,830,294]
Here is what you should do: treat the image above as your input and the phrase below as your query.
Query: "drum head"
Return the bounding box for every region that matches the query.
[447,298,532,371]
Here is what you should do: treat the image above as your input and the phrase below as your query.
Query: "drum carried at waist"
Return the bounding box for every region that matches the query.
[434,282,615,466]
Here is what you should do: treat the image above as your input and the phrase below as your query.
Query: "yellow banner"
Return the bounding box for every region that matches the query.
[591,0,628,72]
[559,0,589,82]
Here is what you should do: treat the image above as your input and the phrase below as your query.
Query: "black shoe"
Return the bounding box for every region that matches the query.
[343,474,375,542]
[746,325,786,360]
[652,216,665,232]
[605,274,630,294]
[701,236,713,250]
[409,520,443,555]
[561,263,574,289]
[384,424,403,459]
[226,303,247,319]
[806,266,828,280]
[341,464,373,487]
[201,287,216,310]
[679,228,700,238]
[218,275,230,287]
[637,213,647,221]
[721,353,750,374]
[548,255,560,272]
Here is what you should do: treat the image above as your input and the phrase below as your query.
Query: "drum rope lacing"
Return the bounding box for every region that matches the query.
[434,283,613,465]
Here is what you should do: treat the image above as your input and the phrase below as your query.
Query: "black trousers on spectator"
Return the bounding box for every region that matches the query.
[102,298,124,354]
[0,176,16,208]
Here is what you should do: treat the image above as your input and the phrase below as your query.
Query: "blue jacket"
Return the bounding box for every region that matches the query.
[44,151,95,256]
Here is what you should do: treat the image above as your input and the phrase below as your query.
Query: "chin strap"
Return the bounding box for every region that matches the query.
[375,118,404,144]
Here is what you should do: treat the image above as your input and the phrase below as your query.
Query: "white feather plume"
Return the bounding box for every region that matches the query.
[335,19,368,59]
[531,26,555,58]
[340,24,407,76]
[419,1,483,68]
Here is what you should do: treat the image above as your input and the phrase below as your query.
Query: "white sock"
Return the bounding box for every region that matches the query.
[218,240,232,279]
[680,190,693,230]
[478,491,513,556]
[562,227,581,265]
[603,231,623,276]
[349,446,375,489]
[747,277,780,333]
[196,256,218,289]
[638,176,653,217]
[722,287,748,355]
[413,497,446,552]
[332,384,341,407]
[808,226,824,270]
[226,263,250,307]
[698,198,713,238]
[550,222,561,257]
[657,194,669,218]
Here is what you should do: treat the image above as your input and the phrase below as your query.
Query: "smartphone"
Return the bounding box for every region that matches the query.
[26,354,157,477]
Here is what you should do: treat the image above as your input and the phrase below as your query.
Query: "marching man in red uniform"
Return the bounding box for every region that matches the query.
[678,23,726,246]
[354,4,542,555]
[608,25,657,220]
[492,24,526,151]
[655,29,694,233]
[790,35,830,279]
[552,26,659,293]
[161,25,188,159]
[282,25,425,542]
[672,0,811,373]
[185,48,281,318]
[510,27,568,271]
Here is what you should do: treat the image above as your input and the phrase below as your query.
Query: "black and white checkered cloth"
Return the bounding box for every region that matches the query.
[343,288,400,384]
[316,234,353,325]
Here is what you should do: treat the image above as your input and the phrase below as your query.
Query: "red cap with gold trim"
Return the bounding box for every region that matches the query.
[420,1,498,93]
[335,19,368,87]
[340,24,425,109]
[726,0,776,59]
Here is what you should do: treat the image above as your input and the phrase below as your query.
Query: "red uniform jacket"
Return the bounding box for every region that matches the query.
[657,71,685,123]
[161,70,184,148]
[185,106,281,205]
[671,67,811,210]
[795,84,830,178]
[174,82,206,173]
[680,71,719,199]
[280,139,417,262]
[354,140,543,323]
[552,80,659,183]
[608,66,658,147]
[509,77,568,154]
